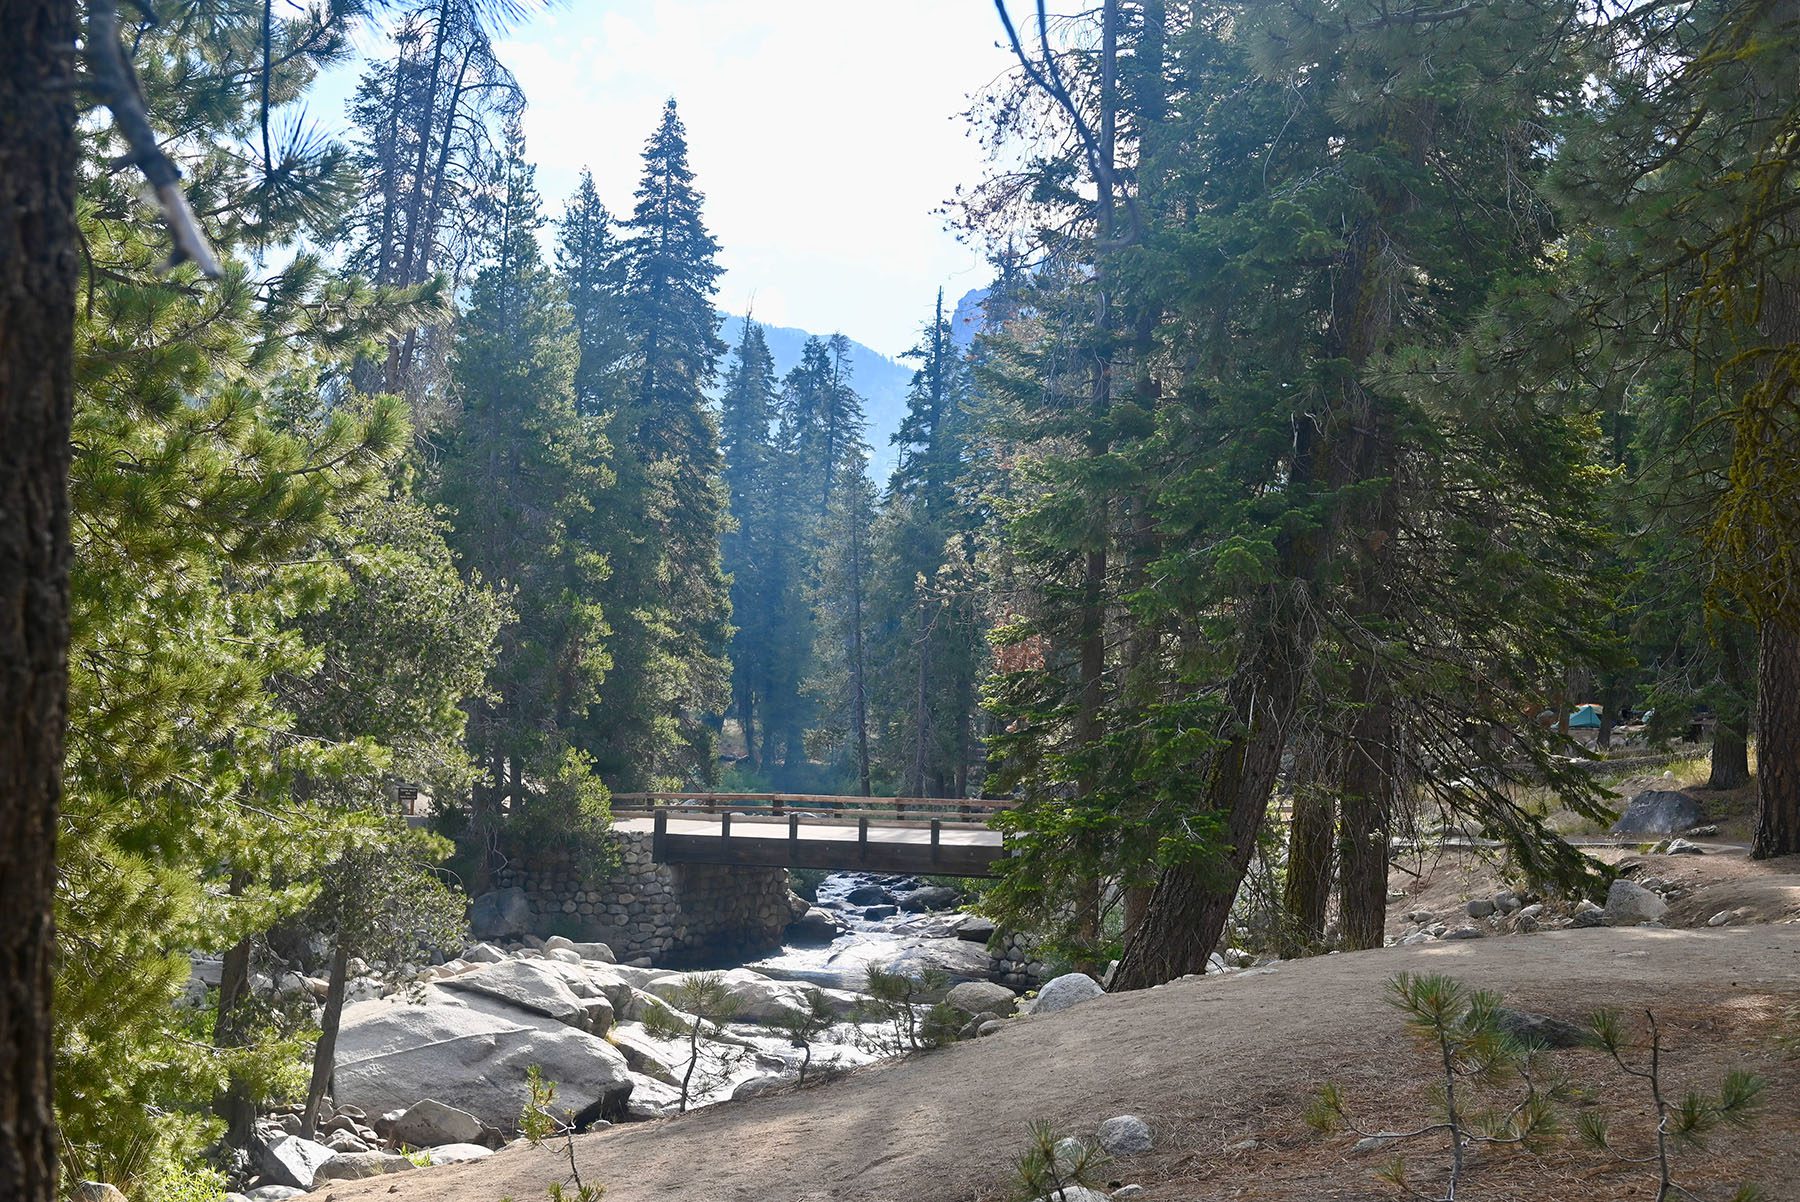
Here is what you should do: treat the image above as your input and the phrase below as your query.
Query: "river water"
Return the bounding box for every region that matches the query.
[742,870,993,990]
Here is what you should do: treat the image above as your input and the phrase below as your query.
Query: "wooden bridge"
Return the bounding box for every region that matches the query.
[610,793,1014,877]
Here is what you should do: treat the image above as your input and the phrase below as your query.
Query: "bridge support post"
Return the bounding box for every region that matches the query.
[788,813,799,856]
[858,816,869,866]
[652,808,667,862]
[930,819,942,866]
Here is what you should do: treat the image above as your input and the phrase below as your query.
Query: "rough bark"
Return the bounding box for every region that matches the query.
[1111,580,1317,989]
[1753,618,1799,858]
[1279,746,1336,956]
[0,2,78,1197]
[213,931,258,1148]
[300,940,352,1137]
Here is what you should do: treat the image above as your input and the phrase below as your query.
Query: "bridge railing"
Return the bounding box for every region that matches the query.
[609,791,1014,827]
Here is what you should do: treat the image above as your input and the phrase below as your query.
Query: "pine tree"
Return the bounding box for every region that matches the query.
[558,169,630,419]
[0,3,77,1199]
[437,120,612,885]
[718,319,780,770]
[871,291,983,798]
[584,98,730,789]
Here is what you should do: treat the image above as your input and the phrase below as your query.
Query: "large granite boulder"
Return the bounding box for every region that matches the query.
[644,968,809,1023]
[898,885,961,912]
[333,999,632,1131]
[787,907,846,944]
[871,938,994,995]
[1604,879,1669,926]
[313,1152,415,1184]
[946,980,1017,1017]
[252,1135,336,1190]
[436,959,613,1033]
[388,1099,483,1148]
[1609,790,1704,836]
[468,888,532,940]
[1032,973,1105,1015]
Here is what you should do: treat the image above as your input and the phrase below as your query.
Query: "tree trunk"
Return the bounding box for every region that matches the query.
[213,929,258,1149]
[300,941,352,1137]
[1279,747,1335,956]
[1337,676,1396,951]
[1710,620,1755,790]
[1111,582,1317,990]
[1753,618,1799,858]
[0,2,78,1197]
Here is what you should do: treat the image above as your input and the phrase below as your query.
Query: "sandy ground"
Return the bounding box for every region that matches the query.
[323,921,1800,1202]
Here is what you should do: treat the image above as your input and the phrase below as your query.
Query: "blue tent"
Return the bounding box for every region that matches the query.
[1568,703,1603,729]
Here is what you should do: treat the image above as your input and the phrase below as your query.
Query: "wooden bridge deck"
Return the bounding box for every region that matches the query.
[611,793,1011,877]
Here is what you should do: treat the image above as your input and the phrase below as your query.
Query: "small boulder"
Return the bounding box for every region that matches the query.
[424,1144,493,1166]
[844,884,895,906]
[786,907,844,944]
[313,1151,416,1183]
[946,980,1017,1016]
[243,1189,306,1202]
[322,1128,370,1154]
[1443,926,1484,940]
[389,1098,484,1148]
[545,935,615,962]
[468,887,532,940]
[898,885,960,912]
[1033,973,1105,1015]
[1604,879,1668,926]
[1609,790,1704,837]
[1465,898,1497,919]
[863,904,899,920]
[1497,1008,1591,1049]
[71,1185,127,1202]
[730,1074,794,1101]
[1033,1189,1109,1202]
[1097,1114,1153,1156]
[252,1135,337,1190]
[462,942,510,964]
[954,915,998,942]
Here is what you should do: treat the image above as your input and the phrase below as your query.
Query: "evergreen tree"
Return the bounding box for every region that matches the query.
[558,169,631,419]
[718,319,780,770]
[583,99,730,789]
[437,121,612,885]
[871,291,983,797]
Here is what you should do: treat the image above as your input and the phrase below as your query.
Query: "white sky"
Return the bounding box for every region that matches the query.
[322,1,1021,359]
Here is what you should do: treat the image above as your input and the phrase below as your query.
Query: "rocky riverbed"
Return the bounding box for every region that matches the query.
[201,872,1035,1199]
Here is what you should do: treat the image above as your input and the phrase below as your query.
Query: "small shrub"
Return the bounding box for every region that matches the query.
[853,967,961,1055]
[519,1065,603,1202]
[769,987,837,1084]
[1008,1120,1107,1202]
[640,972,745,1111]
[1579,1009,1765,1202]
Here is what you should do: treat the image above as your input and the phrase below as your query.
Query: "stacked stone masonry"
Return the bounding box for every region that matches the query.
[992,930,1046,990]
[493,830,790,964]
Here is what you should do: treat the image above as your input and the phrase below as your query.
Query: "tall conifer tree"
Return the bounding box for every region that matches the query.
[583,98,730,789]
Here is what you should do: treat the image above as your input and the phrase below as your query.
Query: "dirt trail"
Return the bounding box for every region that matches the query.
[326,926,1800,1202]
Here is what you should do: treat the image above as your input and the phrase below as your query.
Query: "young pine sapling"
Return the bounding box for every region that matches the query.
[1578,1008,1765,1202]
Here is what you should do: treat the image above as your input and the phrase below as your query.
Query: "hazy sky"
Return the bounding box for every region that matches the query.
[321,1,1020,359]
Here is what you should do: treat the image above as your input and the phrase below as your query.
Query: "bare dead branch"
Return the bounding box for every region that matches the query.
[82,0,223,276]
